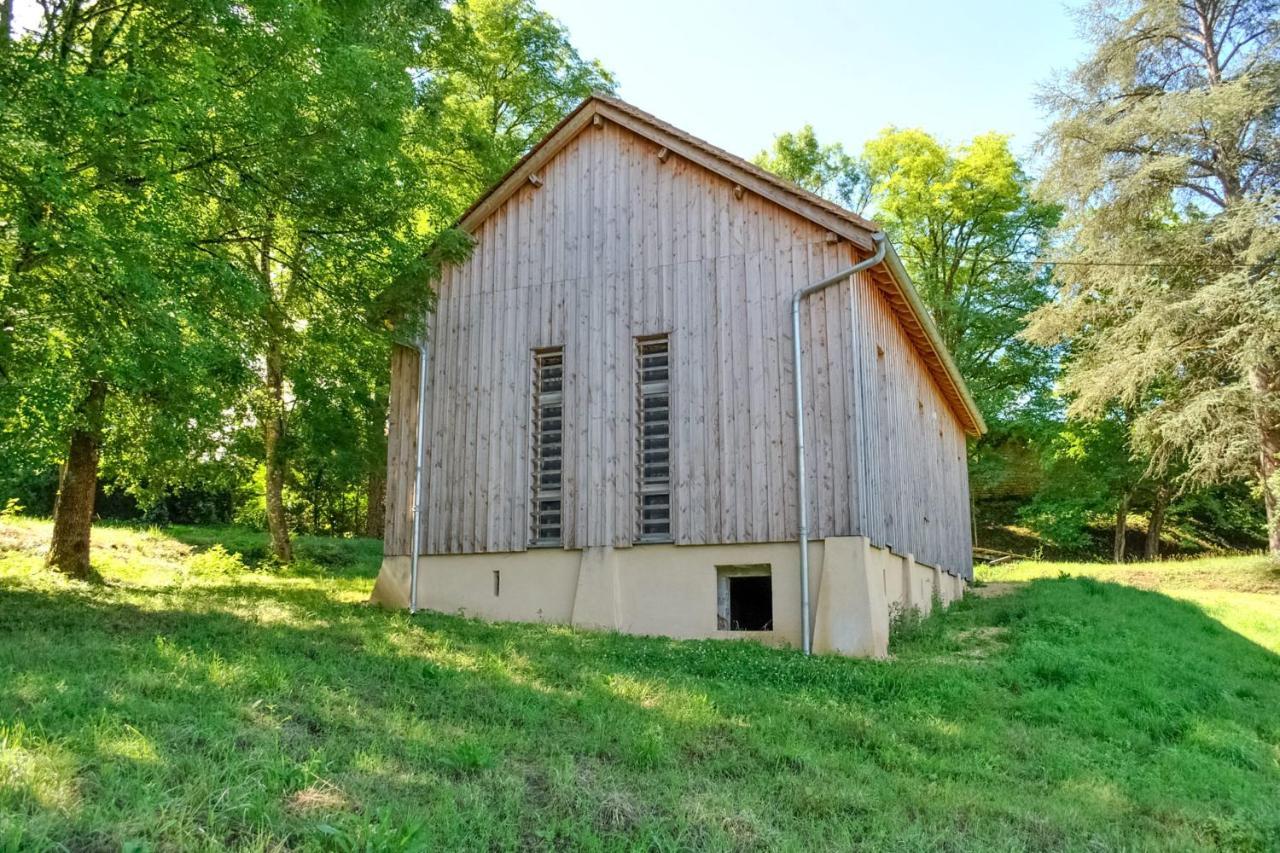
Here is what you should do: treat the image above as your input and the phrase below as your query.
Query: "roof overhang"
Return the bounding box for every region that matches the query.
[875,240,986,436]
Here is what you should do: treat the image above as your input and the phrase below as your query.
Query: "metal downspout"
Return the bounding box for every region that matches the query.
[791,232,886,655]
[409,340,430,615]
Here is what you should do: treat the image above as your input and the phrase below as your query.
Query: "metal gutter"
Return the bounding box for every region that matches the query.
[408,340,430,614]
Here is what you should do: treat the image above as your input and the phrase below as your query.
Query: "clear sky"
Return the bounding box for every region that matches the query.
[538,0,1088,165]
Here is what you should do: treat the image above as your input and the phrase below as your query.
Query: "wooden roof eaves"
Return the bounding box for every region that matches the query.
[874,243,987,437]
[456,97,599,233]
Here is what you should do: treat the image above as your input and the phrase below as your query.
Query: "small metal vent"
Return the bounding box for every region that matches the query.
[636,336,671,541]
[531,348,564,545]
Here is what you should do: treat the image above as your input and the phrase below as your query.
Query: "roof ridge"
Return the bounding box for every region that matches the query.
[590,92,882,234]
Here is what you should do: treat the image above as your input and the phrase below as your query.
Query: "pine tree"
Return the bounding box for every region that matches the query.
[1029,0,1280,554]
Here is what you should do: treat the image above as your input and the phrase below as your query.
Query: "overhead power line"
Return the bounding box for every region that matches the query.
[984,257,1255,270]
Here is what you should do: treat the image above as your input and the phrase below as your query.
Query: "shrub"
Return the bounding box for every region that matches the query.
[186,544,247,576]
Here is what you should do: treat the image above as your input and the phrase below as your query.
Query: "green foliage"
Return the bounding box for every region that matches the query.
[1017,413,1144,550]
[2,519,1279,848]
[1017,496,1098,553]
[0,0,613,545]
[416,0,616,220]
[0,1,445,545]
[862,128,1062,425]
[1029,0,1280,546]
[752,125,868,211]
[1172,483,1273,550]
[185,543,247,576]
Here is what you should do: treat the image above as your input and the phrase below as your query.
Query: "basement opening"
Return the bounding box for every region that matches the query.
[716,565,773,631]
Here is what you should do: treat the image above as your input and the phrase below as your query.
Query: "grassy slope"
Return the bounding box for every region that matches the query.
[1,520,1278,851]
[979,555,1280,655]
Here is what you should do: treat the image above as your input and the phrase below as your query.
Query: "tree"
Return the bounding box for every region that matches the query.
[416,0,616,217]
[752,125,869,212]
[0,1,459,572]
[186,0,468,562]
[861,129,1062,424]
[1028,0,1280,555]
[1019,412,1148,560]
[1,2,267,577]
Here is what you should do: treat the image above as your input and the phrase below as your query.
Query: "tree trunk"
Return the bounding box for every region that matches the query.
[1145,483,1168,561]
[256,221,293,564]
[262,332,292,563]
[1250,365,1280,556]
[47,380,106,579]
[364,363,390,540]
[364,469,386,539]
[1113,491,1130,564]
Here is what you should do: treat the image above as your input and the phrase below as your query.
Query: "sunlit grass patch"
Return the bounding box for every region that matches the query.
[980,554,1280,653]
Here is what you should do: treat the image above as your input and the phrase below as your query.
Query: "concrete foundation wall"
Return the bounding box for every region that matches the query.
[371,537,964,658]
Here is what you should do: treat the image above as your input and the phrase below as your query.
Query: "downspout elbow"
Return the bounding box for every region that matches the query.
[791,232,886,655]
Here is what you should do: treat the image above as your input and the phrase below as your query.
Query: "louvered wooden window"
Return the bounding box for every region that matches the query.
[530,348,564,546]
[636,336,672,541]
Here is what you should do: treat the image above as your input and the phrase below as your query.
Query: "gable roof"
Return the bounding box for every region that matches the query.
[455,94,986,436]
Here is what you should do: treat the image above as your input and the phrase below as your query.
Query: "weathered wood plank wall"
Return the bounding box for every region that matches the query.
[384,120,974,574]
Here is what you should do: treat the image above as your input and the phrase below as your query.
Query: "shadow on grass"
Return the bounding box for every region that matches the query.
[1,568,1278,850]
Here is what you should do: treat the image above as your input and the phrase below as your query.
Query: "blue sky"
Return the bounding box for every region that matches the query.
[539,0,1088,166]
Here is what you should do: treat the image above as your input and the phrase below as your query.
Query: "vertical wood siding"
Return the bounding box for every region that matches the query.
[385,121,974,575]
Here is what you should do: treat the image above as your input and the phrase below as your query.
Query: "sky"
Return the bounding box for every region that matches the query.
[538,0,1089,164]
[11,0,1089,163]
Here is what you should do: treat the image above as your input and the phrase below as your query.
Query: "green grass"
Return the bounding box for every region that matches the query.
[978,554,1280,655]
[2,519,1279,851]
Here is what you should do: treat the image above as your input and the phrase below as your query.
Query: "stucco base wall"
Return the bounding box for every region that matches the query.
[371,537,964,658]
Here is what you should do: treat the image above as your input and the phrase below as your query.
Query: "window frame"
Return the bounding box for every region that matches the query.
[530,347,565,547]
[716,564,774,632]
[635,334,673,543]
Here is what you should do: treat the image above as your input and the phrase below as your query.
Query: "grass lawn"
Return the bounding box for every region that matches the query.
[2,519,1279,851]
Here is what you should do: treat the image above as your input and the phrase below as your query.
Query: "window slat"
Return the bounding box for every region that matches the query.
[636,336,672,542]
[531,348,564,545]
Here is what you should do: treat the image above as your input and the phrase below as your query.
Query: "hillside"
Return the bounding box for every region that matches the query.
[2,519,1278,850]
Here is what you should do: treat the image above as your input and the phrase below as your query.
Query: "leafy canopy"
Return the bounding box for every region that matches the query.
[416,0,616,221]
[752,125,868,212]
[863,128,1061,425]
[0,1,267,497]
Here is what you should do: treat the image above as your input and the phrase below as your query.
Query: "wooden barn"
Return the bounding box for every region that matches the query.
[371,95,986,657]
